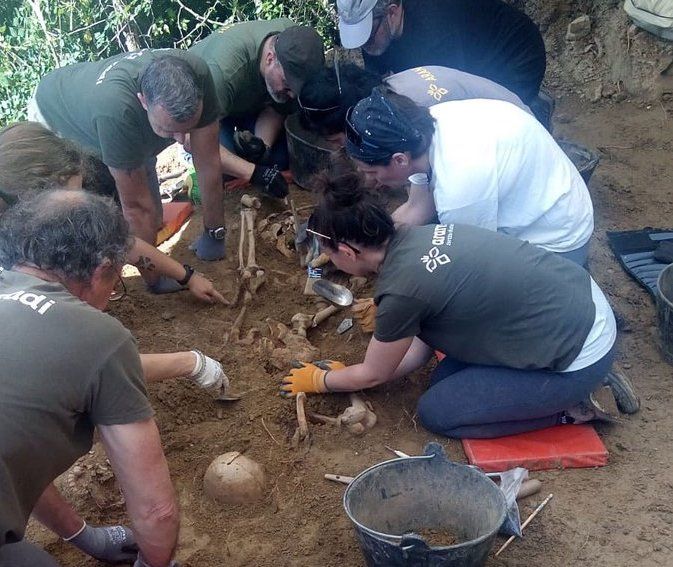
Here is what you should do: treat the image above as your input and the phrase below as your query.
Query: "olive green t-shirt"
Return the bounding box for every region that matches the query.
[0,270,153,546]
[36,49,220,170]
[373,224,595,371]
[188,18,294,117]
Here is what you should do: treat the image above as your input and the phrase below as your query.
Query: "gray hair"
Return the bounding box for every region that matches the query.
[139,55,202,122]
[372,0,401,18]
[0,189,131,281]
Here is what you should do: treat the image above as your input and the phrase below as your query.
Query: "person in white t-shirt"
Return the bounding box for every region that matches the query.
[345,87,594,265]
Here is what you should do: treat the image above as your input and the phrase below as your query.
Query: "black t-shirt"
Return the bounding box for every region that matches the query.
[363,0,546,103]
[373,224,595,371]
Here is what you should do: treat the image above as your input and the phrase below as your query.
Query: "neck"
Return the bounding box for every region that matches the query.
[14,264,88,301]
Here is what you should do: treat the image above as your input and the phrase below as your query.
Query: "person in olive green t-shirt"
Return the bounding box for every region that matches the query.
[189,20,325,198]
[31,49,227,262]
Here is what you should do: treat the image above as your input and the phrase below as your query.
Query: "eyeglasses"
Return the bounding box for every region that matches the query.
[109,272,127,302]
[306,228,361,255]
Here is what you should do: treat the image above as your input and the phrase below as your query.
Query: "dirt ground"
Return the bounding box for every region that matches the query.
[26,3,673,566]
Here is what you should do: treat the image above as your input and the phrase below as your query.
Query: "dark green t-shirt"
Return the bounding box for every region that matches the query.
[0,270,153,546]
[188,19,294,117]
[36,49,220,169]
[374,224,595,371]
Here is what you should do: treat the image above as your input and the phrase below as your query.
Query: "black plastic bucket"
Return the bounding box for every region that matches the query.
[285,113,338,189]
[343,443,507,567]
[557,140,600,184]
[656,263,673,363]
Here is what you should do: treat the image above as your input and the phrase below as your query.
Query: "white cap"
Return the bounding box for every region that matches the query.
[337,0,378,49]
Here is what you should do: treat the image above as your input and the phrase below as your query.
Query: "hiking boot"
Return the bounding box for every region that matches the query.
[563,386,622,424]
[603,369,640,414]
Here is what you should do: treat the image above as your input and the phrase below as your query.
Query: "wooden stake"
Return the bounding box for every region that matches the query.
[495,493,554,557]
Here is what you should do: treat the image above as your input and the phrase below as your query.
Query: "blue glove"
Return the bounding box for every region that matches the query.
[189,231,225,261]
[147,276,187,295]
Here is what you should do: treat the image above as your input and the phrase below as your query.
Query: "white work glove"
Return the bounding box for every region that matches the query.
[64,521,137,563]
[190,350,229,392]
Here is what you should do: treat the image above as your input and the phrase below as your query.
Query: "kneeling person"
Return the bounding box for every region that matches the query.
[280,170,637,438]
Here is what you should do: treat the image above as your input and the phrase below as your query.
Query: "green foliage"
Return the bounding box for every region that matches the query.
[0,0,337,126]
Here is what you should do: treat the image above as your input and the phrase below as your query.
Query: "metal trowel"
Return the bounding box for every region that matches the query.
[312,279,353,307]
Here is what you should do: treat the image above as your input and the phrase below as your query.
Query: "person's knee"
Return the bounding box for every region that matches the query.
[417,391,458,436]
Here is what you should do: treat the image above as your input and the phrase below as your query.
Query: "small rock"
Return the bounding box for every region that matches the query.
[161,311,175,321]
[566,15,591,41]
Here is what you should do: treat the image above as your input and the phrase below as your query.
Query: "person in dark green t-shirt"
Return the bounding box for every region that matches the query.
[189,20,325,197]
[31,49,227,262]
[278,166,639,439]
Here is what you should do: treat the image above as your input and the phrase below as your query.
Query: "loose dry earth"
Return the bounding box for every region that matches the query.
[26,2,673,566]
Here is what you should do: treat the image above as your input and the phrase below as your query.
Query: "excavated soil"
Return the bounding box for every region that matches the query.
[26,2,673,566]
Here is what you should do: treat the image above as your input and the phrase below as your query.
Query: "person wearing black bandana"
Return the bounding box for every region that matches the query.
[344,87,594,266]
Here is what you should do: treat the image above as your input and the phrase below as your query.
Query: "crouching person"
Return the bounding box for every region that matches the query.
[280,169,638,438]
[0,190,178,566]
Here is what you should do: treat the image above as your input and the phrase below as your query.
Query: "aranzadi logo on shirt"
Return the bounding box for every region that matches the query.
[0,290,56,315]
[421,224,454,273]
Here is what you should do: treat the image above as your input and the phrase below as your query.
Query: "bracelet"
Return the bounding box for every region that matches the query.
[177,264,195,286]
[322,370,331,392]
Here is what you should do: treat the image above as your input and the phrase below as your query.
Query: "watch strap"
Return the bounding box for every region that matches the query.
[177,264,195,286]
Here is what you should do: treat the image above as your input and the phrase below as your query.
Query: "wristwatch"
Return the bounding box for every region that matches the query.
[177,264,195,286]
[207,226,226,240]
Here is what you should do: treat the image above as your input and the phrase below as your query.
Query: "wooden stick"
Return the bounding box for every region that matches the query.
[495,493,554,557]
[324,473,354,485]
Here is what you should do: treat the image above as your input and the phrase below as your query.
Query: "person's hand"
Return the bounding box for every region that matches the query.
[189,231,226,261]
[66,522,137,563]
[233,130,270,164]
[352,298,376,333]
[280,360,345,397]
[188,272,228,304]
[250,164,288,198]
[190,350,230,393]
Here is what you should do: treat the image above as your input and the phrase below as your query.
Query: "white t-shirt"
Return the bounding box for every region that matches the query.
[563,277,617,372]
[428,99,594,253]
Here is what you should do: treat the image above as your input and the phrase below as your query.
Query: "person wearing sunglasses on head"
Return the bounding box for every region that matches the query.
[280,165,639,439]
[298,61,533,146]
[336,0,550,124]
[344,87,594,267]
[188,21,325,198]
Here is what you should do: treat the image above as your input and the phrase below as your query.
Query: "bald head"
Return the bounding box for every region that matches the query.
[0,189,131,281]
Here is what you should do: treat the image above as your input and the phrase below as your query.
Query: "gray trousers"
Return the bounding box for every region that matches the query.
[0,541,60,567]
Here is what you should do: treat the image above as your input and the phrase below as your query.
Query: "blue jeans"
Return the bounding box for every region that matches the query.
[219,114,289,171]
[417,345,615,438]
[556,239,590,267]
[0,541,60,567]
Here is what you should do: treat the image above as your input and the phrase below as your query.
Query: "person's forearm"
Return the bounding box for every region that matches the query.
[219,146,255,179]
[390,337,434,380]
[110,166,162,245]
[129,238,190,282]
[140,352,196,383]
[254,106,284,147]
[31,484,84,538]
[324,363,392,392]
[191,123,226,229]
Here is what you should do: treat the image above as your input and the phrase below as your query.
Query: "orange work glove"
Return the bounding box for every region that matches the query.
[280,360,345,397]
[351,297,376,333]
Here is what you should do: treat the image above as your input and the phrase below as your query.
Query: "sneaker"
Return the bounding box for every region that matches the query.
[563,386,621,424]
[603,369,640,414]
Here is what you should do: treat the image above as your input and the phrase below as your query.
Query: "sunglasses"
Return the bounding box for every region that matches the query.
[306,228,361,255]
[109,271,127,302]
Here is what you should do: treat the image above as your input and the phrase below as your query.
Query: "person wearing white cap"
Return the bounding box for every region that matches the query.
[336,0,546,107]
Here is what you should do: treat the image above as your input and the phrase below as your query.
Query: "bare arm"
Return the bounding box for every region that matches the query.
[254,106,284,148]
[99,419,178,567]
[324,336,416,391]
[129,238,226,303]
[190,121,225,229]
[32,484,85,538]
[109,166,162,246]
[392,183,437,226]
[139,352,196,383]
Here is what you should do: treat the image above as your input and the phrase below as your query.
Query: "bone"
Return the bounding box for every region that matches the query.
[310,253,331,268]
[241,194,261,209]
[291,312,314,338]
[291,392,309,450]
[349,276,368,295]
[312,305,339,327]
[276,236,295,258]
[244,208,258,271]
[238,210,247,273]
[228,305,247,343]
[248,270,266,294]
[308,394,377,436]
